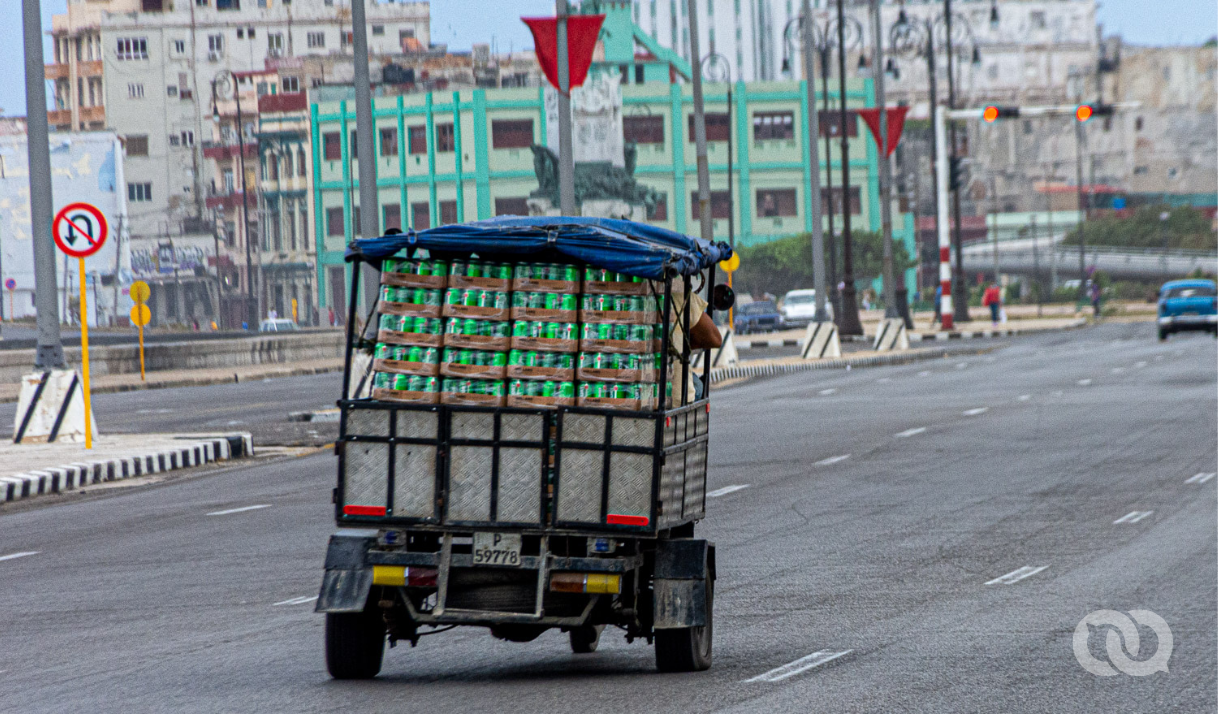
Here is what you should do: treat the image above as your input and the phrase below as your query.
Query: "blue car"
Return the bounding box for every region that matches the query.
[1157,278,1217,341]
[733,300,783,334]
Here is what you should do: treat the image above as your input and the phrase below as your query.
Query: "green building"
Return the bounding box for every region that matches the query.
[309,75,914,314]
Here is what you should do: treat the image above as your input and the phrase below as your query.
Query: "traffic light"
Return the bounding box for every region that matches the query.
[982,105,1019,122]
[949,156,964,191]
[1075,103,1114,122]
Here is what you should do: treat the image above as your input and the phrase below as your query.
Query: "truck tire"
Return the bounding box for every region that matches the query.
[325,610,385,679]
[1158,328,1169,341]
[569,624,604,653]
[654,577,713,672]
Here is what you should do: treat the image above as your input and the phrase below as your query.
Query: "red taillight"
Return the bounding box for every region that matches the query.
[606,513,649,526]
[343,505,387,516]
[406,567,437,588]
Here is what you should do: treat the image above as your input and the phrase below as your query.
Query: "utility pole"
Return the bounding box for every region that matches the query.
[556,0,576,215]
[835,0,862,336]
[818,41,839,316]
[801,0,828,322]
[687,0,713,247]
[1030,214,1041,317]
[870,0,897,320]
[351,0,381,319]
[1074,117,1086,298]
[233,92,257,325]
[944,0,970,323]
[23,0,65,368]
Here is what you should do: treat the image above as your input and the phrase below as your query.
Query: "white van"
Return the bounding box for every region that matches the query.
[779,289,833,327]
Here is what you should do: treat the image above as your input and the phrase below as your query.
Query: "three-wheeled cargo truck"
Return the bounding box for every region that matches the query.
[315,217,734,677]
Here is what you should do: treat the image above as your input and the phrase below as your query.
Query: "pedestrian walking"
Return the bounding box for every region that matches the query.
[932,284,943,326]
[983,283,1002,326]
[1089,281,1102,317]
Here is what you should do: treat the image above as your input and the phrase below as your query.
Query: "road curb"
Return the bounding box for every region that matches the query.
[0,433,254,505]
[736,319,1087,349]
[709,346,994,384]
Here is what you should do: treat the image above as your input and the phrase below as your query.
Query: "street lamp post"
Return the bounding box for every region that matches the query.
[833,0,863,335]
[701,53,735,323]
[212,70,257,327]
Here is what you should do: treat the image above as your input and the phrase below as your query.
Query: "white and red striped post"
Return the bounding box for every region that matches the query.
[934,105,954,330]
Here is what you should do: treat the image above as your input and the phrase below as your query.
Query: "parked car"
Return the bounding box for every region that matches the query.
[733,300,783,334]
[1157,279,1217,340]
[259,318,300,333]
[779,289,833,328]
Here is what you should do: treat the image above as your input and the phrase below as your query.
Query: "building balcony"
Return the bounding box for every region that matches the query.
[206,190,257,211]
[47,109,71,127]
[45,63,69,80]
[79,60,103,77]
[80,106,105,123]
[202,142,258,160]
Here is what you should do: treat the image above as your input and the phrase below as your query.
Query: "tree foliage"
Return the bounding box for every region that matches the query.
[732,230,916,298]
[1061,205,1217,251]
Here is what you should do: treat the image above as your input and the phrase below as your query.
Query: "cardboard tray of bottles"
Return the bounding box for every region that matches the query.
[372,387,441,404]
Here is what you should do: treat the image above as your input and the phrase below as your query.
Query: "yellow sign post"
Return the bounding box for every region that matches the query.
[718,253,740,326]
[291,297,298,323]
[130,280,151,381]
[77,259,93,449]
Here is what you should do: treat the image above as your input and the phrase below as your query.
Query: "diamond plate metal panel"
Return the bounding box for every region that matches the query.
[447,446,493,521]
[451,412,495,440]
[557,449,603,523]
[497,447,542,523]
[563,413,605,444]
[393,444,437,518]
[396,409,437,439]
[344,442,389,509]
[681,443,708,520]
[347,408,390,437]
[608,452,653,519]
[611,417,655,448]
[501,413,543,443]
[658,450,686,528]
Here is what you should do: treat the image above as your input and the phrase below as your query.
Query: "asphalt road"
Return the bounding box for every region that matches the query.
[0,321,1214,713]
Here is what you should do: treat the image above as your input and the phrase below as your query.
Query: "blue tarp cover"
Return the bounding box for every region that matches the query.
[345,216,733,279]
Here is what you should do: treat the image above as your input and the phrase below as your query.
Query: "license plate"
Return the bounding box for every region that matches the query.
[472,532,522,567]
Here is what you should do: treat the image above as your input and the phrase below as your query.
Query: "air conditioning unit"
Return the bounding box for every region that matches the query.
[208,50,222,62]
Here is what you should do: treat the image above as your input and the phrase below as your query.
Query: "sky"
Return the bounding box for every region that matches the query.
[1,0,1214,116]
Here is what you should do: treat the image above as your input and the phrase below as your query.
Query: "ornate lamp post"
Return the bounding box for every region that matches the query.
[211,69,257,327]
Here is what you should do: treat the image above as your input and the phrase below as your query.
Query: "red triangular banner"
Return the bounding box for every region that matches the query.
[522,15,605,92]
[857,106,911,157]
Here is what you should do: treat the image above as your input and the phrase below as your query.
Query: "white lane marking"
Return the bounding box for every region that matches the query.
[1017,394,1031,401]
[877,377,892,384]
[206,504,271,516]
[1051,390,1064,397]
[273,595,318,606]
[1154,355,1164,362]
[0,551,39,563]
[1185,472,1216,484]
[895,427,927,438]
[955,362,968,370]
[707,485,750,498]
[1134,360,1148,368]
[985,565,1049,585]
[814,454,851,466]
[963,407,989,416]
[917,370,931,377]
[745,650,854,683]
[818,388,837,395]
[1077,378,1093,386]
[1111,367,1126,374]
[1113,511,1153,524]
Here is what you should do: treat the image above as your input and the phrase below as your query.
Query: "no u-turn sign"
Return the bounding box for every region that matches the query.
[53,202,109,259]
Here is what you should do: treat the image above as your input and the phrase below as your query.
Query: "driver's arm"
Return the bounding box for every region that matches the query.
[689,312,722,349]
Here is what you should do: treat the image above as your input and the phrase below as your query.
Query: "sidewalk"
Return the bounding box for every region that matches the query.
[737,316,1088,348]
[0,432,254,504]
[0,358,343,403]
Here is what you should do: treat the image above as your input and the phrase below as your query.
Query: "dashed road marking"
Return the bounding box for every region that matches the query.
[1051,390,1064,397]
[1113,511,1153,524]
[877,377,892,384]
[814,454,851,466]
[917,370,931,377]
[895,427,927,438]
[206,504,271,516]
[0,551,38,563]
[985,566,1048,585]
[273,595,318,607]
[818,388,837,395]
[1185,472,1216,484]
[963,407,989,416]
[745,650,854,683]
[1134,360,1148,368]
[707,485,750,498]
[1077,378,1093,386]
[955,362,968,370]
[1111,367,1126,374]
[1017,394,1031,401]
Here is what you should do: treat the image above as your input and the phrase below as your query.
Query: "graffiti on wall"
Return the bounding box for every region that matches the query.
[131,243,211,277]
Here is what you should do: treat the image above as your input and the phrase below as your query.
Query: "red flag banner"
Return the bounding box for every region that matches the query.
[522,15,605,92]
[856,105,911,157]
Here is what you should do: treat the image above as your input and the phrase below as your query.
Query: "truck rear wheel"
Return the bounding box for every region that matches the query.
[569,624,604,653]
[654,578,713,672]
[325,610,385,679]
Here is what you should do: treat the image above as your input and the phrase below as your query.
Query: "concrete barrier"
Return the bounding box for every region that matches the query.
[801,322,842,360]
[0,331,344,385]
[873,318,910,352]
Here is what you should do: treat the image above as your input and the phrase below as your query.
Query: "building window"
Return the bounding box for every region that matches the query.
[307,32,326,49]
[286,200,297,251]
[267,154,279,180]
[624,115,665,144]
[208,34,224,55]
[491,119,534,149]
[757,188,797,217]
[300,204,308,242]
[819,110,858,138]
[820,187,861,215]
[268,33,284,56]
[237,28,244,39]
[326,207,345,236]
[754,111,794,141]
[379,127,398,156]
[647,193,668,221]
[297,147,306,176]
[1135,117,1143,131]
[687,113,730,142]
[283,151,293,176]
[116,37,148,60]
[223,169,234,193]
[689,190,731,219]
[216,0,239,8]
[350,130,358,159]
[281,76,300,92]
[372,25,385,36]
[172,39,186,54]
[440,200,458,225]
[169,134,180,146]
[323,132,341,160]
[179,130,194,147]
[407,125,427,154]
[411,202,430,230]
[127,82,143,99]
[125,135,149,156]
[383,203,401,231]
[128,182,153,202]
[435,123,455,152]
[167,86,178,97]
[1029,11,1046,29]
[494,197,530,216]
